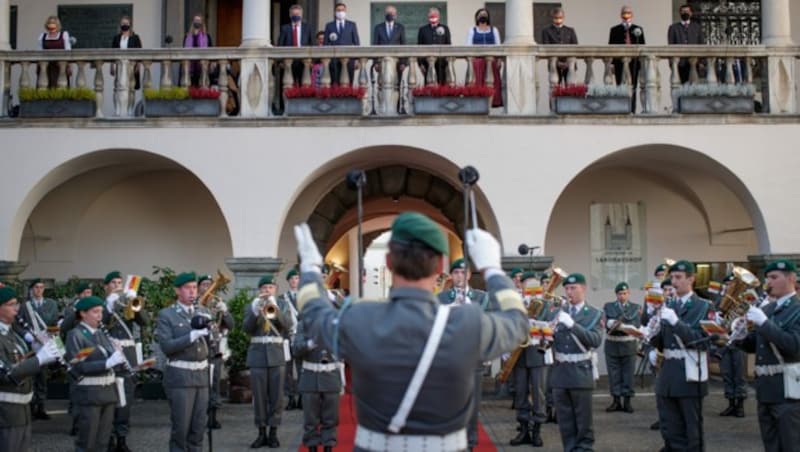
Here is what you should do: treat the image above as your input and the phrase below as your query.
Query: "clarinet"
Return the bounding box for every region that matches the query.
[15,315,72,374]
[98,322,135,374]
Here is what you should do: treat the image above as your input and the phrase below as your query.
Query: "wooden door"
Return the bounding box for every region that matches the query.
[216,0,243,46]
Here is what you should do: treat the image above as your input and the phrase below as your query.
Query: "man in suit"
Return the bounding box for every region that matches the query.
[155,272,211,452]
[278,4,313,84]
[551,273,604,452]
[609,5,645,112]
[17,278,58,421]
[372,3,407,93]
[282,269,302,412]
[668,4,706,83]
[733,260,800,452]
[541,7,579,85]
[323,2,360,85]
[603,282,642,413]
[417,7,452,85]
[645,261,712,452]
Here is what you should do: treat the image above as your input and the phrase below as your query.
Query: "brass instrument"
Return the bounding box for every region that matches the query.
[108,290,144,321]
[542,267,568,307]
[254,295,279,332]
[198,270,230,311]
[718,266,760,328]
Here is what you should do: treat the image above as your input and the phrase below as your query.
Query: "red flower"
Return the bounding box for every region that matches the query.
[551,84,588,98]
[283,86,367,99]
[411,85,494,98]
[189,87,221,100]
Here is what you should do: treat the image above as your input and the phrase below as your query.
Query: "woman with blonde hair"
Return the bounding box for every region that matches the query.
[183,14,215,87]
[38,16,71,88]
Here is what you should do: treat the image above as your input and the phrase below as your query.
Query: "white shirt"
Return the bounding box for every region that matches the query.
[120,35,130,49]
[465,26,501,45]
[38,31,72,50]
[678,292,693,307]
[176,302,194,316]
[0,321,9,334]
[569,302,585,316]
[776,292,797,309]
[80,321,97,335]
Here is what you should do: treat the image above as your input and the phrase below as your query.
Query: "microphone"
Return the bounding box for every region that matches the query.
[686,334,719,347]
[346,170,367,190]
[458,166,480,186]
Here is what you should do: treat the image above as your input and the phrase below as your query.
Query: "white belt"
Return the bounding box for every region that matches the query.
[0,391,33,404]
[755,364,784,377]
[250,336,284,345]
[554,352,592,363]
[168,360,209,371]
[116,339,135,348]
[302,361,341,373]
[606,335,637,342]
[354,425,467,452]
[78,375,116,386]
[663,349,686,360]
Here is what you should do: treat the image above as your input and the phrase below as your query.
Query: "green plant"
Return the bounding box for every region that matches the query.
[226,289,252,374]
[19,87,96,102]
[144,87,190,101]
[676,83,755,97]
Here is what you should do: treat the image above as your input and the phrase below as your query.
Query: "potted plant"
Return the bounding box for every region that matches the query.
[283,86,366,116]
[552,84,631,115]
[225,290,254,403]
[144,87,221,117]
[18,87,96,118]
[676,83,755,114]
[411,85,494,115]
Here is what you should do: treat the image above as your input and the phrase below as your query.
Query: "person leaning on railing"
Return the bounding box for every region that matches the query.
[540,7,578,86]
[465,8,503,108]
[182,14,217,87]
[38,16,72,89]
[417,7,451,86]
[111,16,143,90]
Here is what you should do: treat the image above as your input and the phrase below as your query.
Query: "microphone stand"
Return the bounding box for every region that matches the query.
[457,166,480,270]
[346,170,367,298]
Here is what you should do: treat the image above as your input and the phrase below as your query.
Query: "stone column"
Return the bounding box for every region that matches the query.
[0,260,28,283]
[504,0,535,45]
[761,0,796,113]
[762,0,793,47]
[0,0,9,50]
[241,0,271,47]
[225,257,284,293]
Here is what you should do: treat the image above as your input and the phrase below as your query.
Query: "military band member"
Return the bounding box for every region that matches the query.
[654,263,669,282]
[103,271,149,452]
[59,282,93,436]
[197,274,234,430]
[67,296,126,452]
[282,268,302,412]
[603,282,642,413]
[540,272,558,424]
[509,268,524,294]
[155,272,211,452]
[294,213,528,452]
[0,287,62,451]
[18,278,58,420]
[644,277,673,432]
[714,273,747,418]
[551,273,603,451]
[732,260,800,452]
[243,274,293,448]
[292,318,341,452]
[645,261,711,452]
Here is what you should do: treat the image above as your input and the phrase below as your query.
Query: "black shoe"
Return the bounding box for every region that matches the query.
[307,447,317,452]
[250,427,268,448]
[208,408,222,429]
[323,447,332,452]
[115,437,132,452]
[69,417,78,436]
[530,422,544,447]
[734,398,745,418]
[296,397,302,410]
[33,406,51,420]
[720,398,736,417]
[545,406,557,424]
[509,422,532,446]
[286,396,296,411]
[623,396,634,413]
[267,427,280,448]
[606,397,622,412]
[650,420,660,431]
[107,436,116,452]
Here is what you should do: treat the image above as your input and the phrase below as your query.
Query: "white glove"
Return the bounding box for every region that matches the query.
[607,319,618,329]
[557,311,575,329]
[216,301,228,313]
[294,223,324,273]
[35,340,62,366]
[648,349,658,367]
[501,352,511,361]
[105,350,126,369]
[106,292,120,311]
[747,306,768,327]
[646,303,656,315]
[638,325,651,338]
[306,339,317,350]
[23,332,34,344]
[190,328,209,343]
[124,289,137,299]
[465,229,501,272]
[661,307,679,326]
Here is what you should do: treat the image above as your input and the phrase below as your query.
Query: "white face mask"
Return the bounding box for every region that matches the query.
[335,11,346,20]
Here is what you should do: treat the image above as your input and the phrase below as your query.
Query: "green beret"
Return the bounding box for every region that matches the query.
[197,274,212,285]
[75,296,104,312]
[669,260,695,275]
[390,212,448,255]
[509,268,523,278]
[286,268,299,280]
[660,278,672,288]
[450,258,467,273]
[0,287,17,305]
[764,260,797,275]
[615,282,629,293]
[258,274,276,287]
[520,271,538,282]
[75,282,91,295]
[722,273,735,283]
[104,271,122,285]
[654,264,669,275]
[563,273,586,286]
[173,272,197,288]
[29,278,43,288]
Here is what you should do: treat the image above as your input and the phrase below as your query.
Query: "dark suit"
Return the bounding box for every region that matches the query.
[372,21,405,45]
[668,21,706,83]
[609,23,645,112]
[324,20,360,85]
[417,23,452,85]
[274,22,314,114]
[541,24,578,83]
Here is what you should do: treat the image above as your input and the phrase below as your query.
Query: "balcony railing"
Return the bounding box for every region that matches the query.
[0,45,797,120]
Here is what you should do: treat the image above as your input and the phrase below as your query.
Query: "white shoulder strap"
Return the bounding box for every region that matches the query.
[388,304,452,433]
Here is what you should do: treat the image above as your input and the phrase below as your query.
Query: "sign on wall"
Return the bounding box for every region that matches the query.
[590,202,646,290]
[58,4,133,49]
[370,2,447,45]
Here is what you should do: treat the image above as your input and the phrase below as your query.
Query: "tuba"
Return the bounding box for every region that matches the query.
[542,267,568,307]
[718,266,761,328]
[198,270,231,313]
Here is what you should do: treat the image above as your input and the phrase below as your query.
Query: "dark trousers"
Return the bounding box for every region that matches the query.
[0,424,31,452]
[554,388,594,452]
[76,402,115,452]
[112,375,135,438]
[606,352,636,397]
[31,368,47,411]
[467,368,483,447]
[613,59,640,112]
[420,58,449,85]
[164,386,208,452]
[545,366,555,409]
[513,365,546,424]
[721,347,747,399]
[284,357,301,399]
[657,395,702,452]
[209,356,223,409]
[251,366,284,427]
[329,60,356,86]
[302,391,340,447]
[758,400,800,452]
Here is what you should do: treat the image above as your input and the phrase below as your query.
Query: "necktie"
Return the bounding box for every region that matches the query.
[188,306,194,316]
[624,26,631,45]
[388,23,393,36]
[570,306,578,317]
[292,25,298,47]
[338,21,342,35]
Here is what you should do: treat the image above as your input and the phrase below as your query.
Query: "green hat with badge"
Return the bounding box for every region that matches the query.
[29,278,43,289]
[75,296,104,312]
[104,271,122,285]
[450,258,468,273]
[390,212,448,255]
[173,272,197,288]
[660,278,672,287]
[669,260,695,275]
[0,287,17,305]
[509,268,523,278]
[563,273,586,286]
[764,260,797,275]
[75,282,91,295]
[615,282,629,293]
[286,268,299,280]
[654,264,669,275]
[258,274,276,288]
[520,271,538,282]
[198,274,212,284]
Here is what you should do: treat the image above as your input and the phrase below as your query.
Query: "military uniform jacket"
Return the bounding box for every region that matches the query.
[437,287,488,309]
[550,304,604,389]
[17,298,58,336]
[66,324,119,406]
[737,295,800,404]
[242,297,291,368]
[604,301,642,357]
[650,294,711,398]
[209,309,234,356]
[103,299,151,368]
[279,291,299,337]
[291,320,341,393]
[155,304,210,388]
[518,299,558,369]
[0,324,40,427]
[59,298,81,341]
[298,271,528,435]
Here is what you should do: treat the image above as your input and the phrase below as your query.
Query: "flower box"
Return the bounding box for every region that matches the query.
[677,96,754,114]
[285,97,363,116]
[19,100,96,118]
[413,96,490,115]
[554,96,632,115]
[144,99,221,117]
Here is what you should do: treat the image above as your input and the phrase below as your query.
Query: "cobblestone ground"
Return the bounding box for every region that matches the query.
[32,380,763,451]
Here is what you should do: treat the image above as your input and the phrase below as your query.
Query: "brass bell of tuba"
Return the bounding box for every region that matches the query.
[718,266,761,328]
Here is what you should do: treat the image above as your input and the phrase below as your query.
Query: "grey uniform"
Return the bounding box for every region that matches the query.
[291,319,342,447]
[603,300,642,398]
[512,299,558,426]
[205,304,234,409]
[17,298,58,413]
[551,303,603,452]
[649,294,711,452]
[438,287,491,447]
[66,323,119,452]
[60,298,81,419]
[299,271,528,447]
[155,304,210,452]
[242,296,292,427]
[712,294,748,401]
[0,322,41,452]
[736,295,800,452]
[281,291,301,403]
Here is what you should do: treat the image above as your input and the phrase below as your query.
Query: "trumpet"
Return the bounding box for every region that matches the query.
[254,295,279,332]
[109,290,144,321]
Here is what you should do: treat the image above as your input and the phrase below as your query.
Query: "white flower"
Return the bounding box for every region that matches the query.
[632,27,642,37]
[436,26,445,36]
[329,32,338,42]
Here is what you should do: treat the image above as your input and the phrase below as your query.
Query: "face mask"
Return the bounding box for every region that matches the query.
[428,16,439,25]
[121,24,131,31]
[553,18,564,26]
[291,15,302,22]
[335,11,346,20]
[680,13,691,21]
[385,14,396,22]
[193,22,202,29]
[477,16,489,25]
